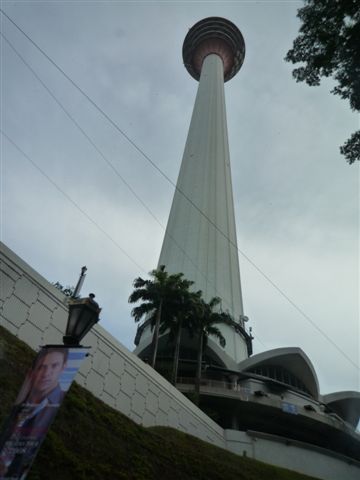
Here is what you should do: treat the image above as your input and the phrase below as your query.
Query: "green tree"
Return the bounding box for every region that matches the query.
[285,0,360,164]
[161,289,202,385]
[193,297,235,406]
[129,266,191,369]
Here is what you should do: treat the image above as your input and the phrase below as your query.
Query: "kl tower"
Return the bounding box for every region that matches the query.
[135,17,252,371]
[133,18,360,475]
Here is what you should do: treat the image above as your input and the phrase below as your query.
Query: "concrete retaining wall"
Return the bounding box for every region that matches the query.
[0,242,225,448]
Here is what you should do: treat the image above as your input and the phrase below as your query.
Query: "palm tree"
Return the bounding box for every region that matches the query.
[193,297,235,406]
[128,266,191,369]
[161,289,202,385]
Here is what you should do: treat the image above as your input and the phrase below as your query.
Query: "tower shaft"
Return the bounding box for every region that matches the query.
[159,53,243,319]
[158,54,247,364]
[134,17,250,368]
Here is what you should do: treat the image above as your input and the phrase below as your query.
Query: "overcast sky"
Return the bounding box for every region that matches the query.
[1,1,359,396]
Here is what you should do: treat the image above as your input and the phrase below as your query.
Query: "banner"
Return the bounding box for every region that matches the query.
[0,346,88,480]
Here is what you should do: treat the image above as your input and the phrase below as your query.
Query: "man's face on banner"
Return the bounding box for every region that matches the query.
[32,352,66,397]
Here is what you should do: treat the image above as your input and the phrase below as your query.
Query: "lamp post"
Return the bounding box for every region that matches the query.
[63,293,101,346]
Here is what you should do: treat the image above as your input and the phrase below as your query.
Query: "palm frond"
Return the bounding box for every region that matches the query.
[131,303,155,322]
[206,326,226,348]
[128,288,153,304]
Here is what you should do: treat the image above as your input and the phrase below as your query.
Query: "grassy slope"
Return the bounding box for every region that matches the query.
[0,326,319,480]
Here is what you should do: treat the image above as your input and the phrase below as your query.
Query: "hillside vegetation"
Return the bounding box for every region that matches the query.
[0,325,319,480]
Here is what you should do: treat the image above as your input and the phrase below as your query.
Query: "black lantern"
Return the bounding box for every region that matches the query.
[63,293,101,346]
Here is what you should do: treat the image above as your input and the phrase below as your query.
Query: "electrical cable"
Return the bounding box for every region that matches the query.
[1,129,146,273]
[1,9,357,371]
[0,31,246,327]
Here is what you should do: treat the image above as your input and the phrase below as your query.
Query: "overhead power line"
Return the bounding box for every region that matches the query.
[1,126,269,349]
[1,129,146,273]
[1,9,358,371]
[0,31,244,322]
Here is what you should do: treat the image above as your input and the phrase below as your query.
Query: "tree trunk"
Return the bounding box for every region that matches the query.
[194,331,203,407]
[171,318,182,385]
[151,299,163,369]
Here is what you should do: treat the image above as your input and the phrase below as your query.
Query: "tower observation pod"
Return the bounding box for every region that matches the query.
[134,17,252,371]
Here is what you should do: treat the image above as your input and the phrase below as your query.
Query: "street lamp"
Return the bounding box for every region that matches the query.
[63,293,101,346]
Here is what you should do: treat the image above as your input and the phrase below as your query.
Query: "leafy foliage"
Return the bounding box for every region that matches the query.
[129,266,194,368]
[129,266,192,325]
[53,281,75,297]
[0,325,320,480]
[340,130,360,164]
[285,0,360,164]
[160,289,202,385]
[129,267,239,391]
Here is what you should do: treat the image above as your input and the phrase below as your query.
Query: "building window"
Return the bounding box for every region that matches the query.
[249,365,310,396]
